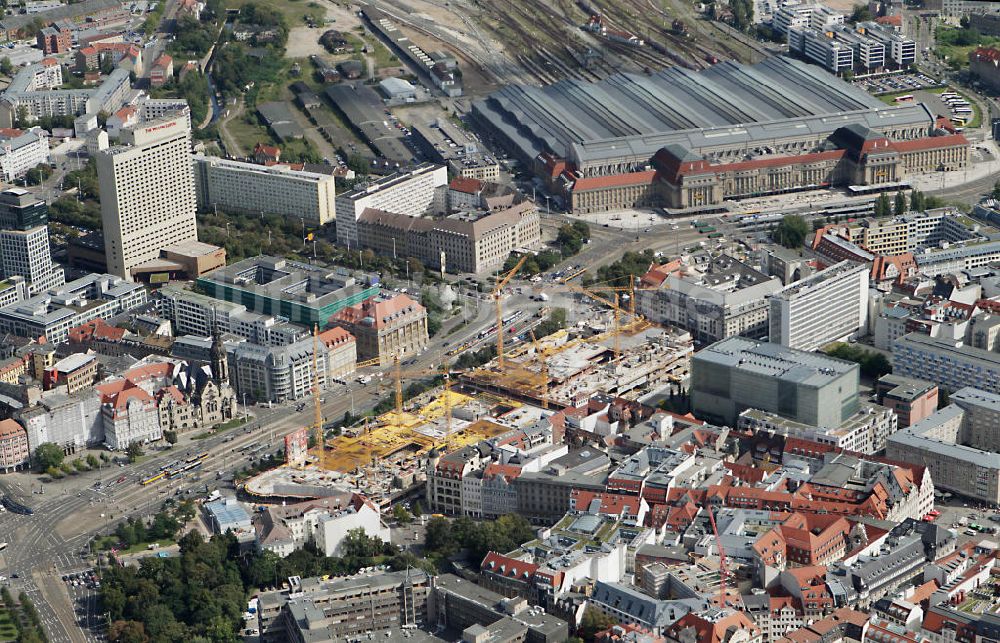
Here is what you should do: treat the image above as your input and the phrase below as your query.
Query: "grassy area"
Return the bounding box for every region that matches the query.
[223,0,324,26]
[369,39,398,70]
[0,609,17,641]
[118,538,177,556]
[214,417,248,432]
[226,114,274,153]
[878,90,919,105]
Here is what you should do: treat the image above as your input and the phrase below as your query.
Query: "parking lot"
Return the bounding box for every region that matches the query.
[855,72,942,95]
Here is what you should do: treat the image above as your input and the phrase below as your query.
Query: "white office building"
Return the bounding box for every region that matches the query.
[0,188,63,295]
[768,261,868,352]
[155,284,308,346]
[334,162,447,246]
[193,155,337,225]
[0,273,146,344]
[97,113,198,280]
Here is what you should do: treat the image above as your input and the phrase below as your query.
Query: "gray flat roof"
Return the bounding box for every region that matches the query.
[694,337,858,386]
[888,404,1000,469]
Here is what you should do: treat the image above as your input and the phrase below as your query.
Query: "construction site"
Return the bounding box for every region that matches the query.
[242,260,690,508]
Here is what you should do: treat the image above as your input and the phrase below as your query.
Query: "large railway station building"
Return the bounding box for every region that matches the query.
[471,57,968,213]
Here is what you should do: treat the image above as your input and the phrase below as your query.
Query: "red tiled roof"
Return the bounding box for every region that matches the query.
[318,326,355,347]
[666,611,760,643]
[714,149,845,174]
[334,293,424,330]
[480,551,538,580]
[571,170,657,191]
[891,133,968,152]
[971,47,1000,64]
[0,419,25,440]
[482,463,521,482]
[449,176,483,194]
[40,57,58,66]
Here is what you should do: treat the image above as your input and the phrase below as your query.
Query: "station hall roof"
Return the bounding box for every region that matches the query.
[473,56,934,166]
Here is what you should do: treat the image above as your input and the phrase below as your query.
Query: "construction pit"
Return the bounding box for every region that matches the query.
[244,387,517,507]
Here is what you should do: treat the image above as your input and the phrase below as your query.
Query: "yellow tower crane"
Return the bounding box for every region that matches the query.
[494,254,528,371]
[389,355,457,434]
[529,329,550,409]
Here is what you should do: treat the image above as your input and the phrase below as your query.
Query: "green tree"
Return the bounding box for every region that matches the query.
[874,192,892,217]
[411,500,423,517]
[910,189,926,212]
[107,620,149,643]
[162,430,178,446]
[392,504,412,525]
[46,465,63,479]
[939,387,950,409]
[992,181,1000,201]
[578,607,618,640]
[773,214,809,248]
[849,3,874,22]
[0,57,12,76]
[34,442,64,470]
[86,454,100,468]
[894,191,907,214]
[126,442,144,463]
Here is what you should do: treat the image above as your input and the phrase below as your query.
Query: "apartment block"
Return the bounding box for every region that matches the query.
[193,155,337,225]
[892,333,1000,396]
[334,163,448,246]
[768,261,868,352]
[97,114,198,280]
[332,293,428,366]
[0,131,50,184]
[0,65,129,129]
[738,402,897,454]
[874,374,938,428]
[231,335,333,403]
[691,337,860,428]
[887,388,1000,504]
